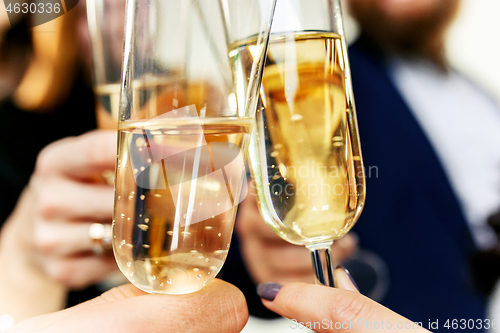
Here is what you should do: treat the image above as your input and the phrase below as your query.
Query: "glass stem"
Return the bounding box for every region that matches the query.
[307,241,335,287]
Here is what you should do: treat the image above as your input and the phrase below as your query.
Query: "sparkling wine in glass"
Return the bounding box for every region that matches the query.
[247,0,366,287]
[112,0,276,294]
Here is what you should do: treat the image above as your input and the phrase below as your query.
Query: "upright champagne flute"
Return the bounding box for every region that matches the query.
[248,0,366,287]
[86,0,127,129]
[112,0,276,294]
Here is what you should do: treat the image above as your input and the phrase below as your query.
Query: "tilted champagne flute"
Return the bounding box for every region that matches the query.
[248,0,366,287]
[112,0,276,294]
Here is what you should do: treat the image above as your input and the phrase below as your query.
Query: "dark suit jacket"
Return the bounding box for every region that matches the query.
[349,35,486,330]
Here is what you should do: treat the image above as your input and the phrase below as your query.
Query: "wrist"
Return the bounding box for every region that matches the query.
[0,190,67,322]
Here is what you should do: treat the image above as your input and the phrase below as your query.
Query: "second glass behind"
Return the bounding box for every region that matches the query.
[113,0,276,294]
[86,0,126,129]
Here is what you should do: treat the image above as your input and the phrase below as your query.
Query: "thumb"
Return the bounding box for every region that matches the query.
[11,280,249,333]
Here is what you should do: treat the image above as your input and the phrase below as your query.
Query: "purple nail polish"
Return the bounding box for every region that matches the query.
[257,282,282,301]
[344,268,359,291]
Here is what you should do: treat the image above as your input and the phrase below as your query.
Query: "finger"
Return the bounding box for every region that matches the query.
[95,280,248,333]
[236,194,283,243]
[334,267,360,292]
[240,234,313,284]
[12,280,249,333]
[236,194,317,283]
[261,283,428,333]
[35,130,116,179]
[43,255,118,290]
[330,234,358,264]
[35,177,114,221]
[34,221,110,256]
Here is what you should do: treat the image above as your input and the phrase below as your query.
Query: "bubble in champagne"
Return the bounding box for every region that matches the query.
[138,224,149,231]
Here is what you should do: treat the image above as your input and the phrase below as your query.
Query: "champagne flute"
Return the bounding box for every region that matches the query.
[248,0,366,287]
[86,0,126,129]
[112,0,276,294]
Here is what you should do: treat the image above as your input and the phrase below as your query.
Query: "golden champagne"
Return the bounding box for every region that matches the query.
[113,117,252,294]
[232,32,365,245]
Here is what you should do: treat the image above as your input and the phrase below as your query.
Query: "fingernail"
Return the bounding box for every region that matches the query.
[257,282,282,301]
[344,268,359,292]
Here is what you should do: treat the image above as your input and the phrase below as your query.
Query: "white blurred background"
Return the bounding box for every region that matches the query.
[341,0,500,103]
[447,0,500,104]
